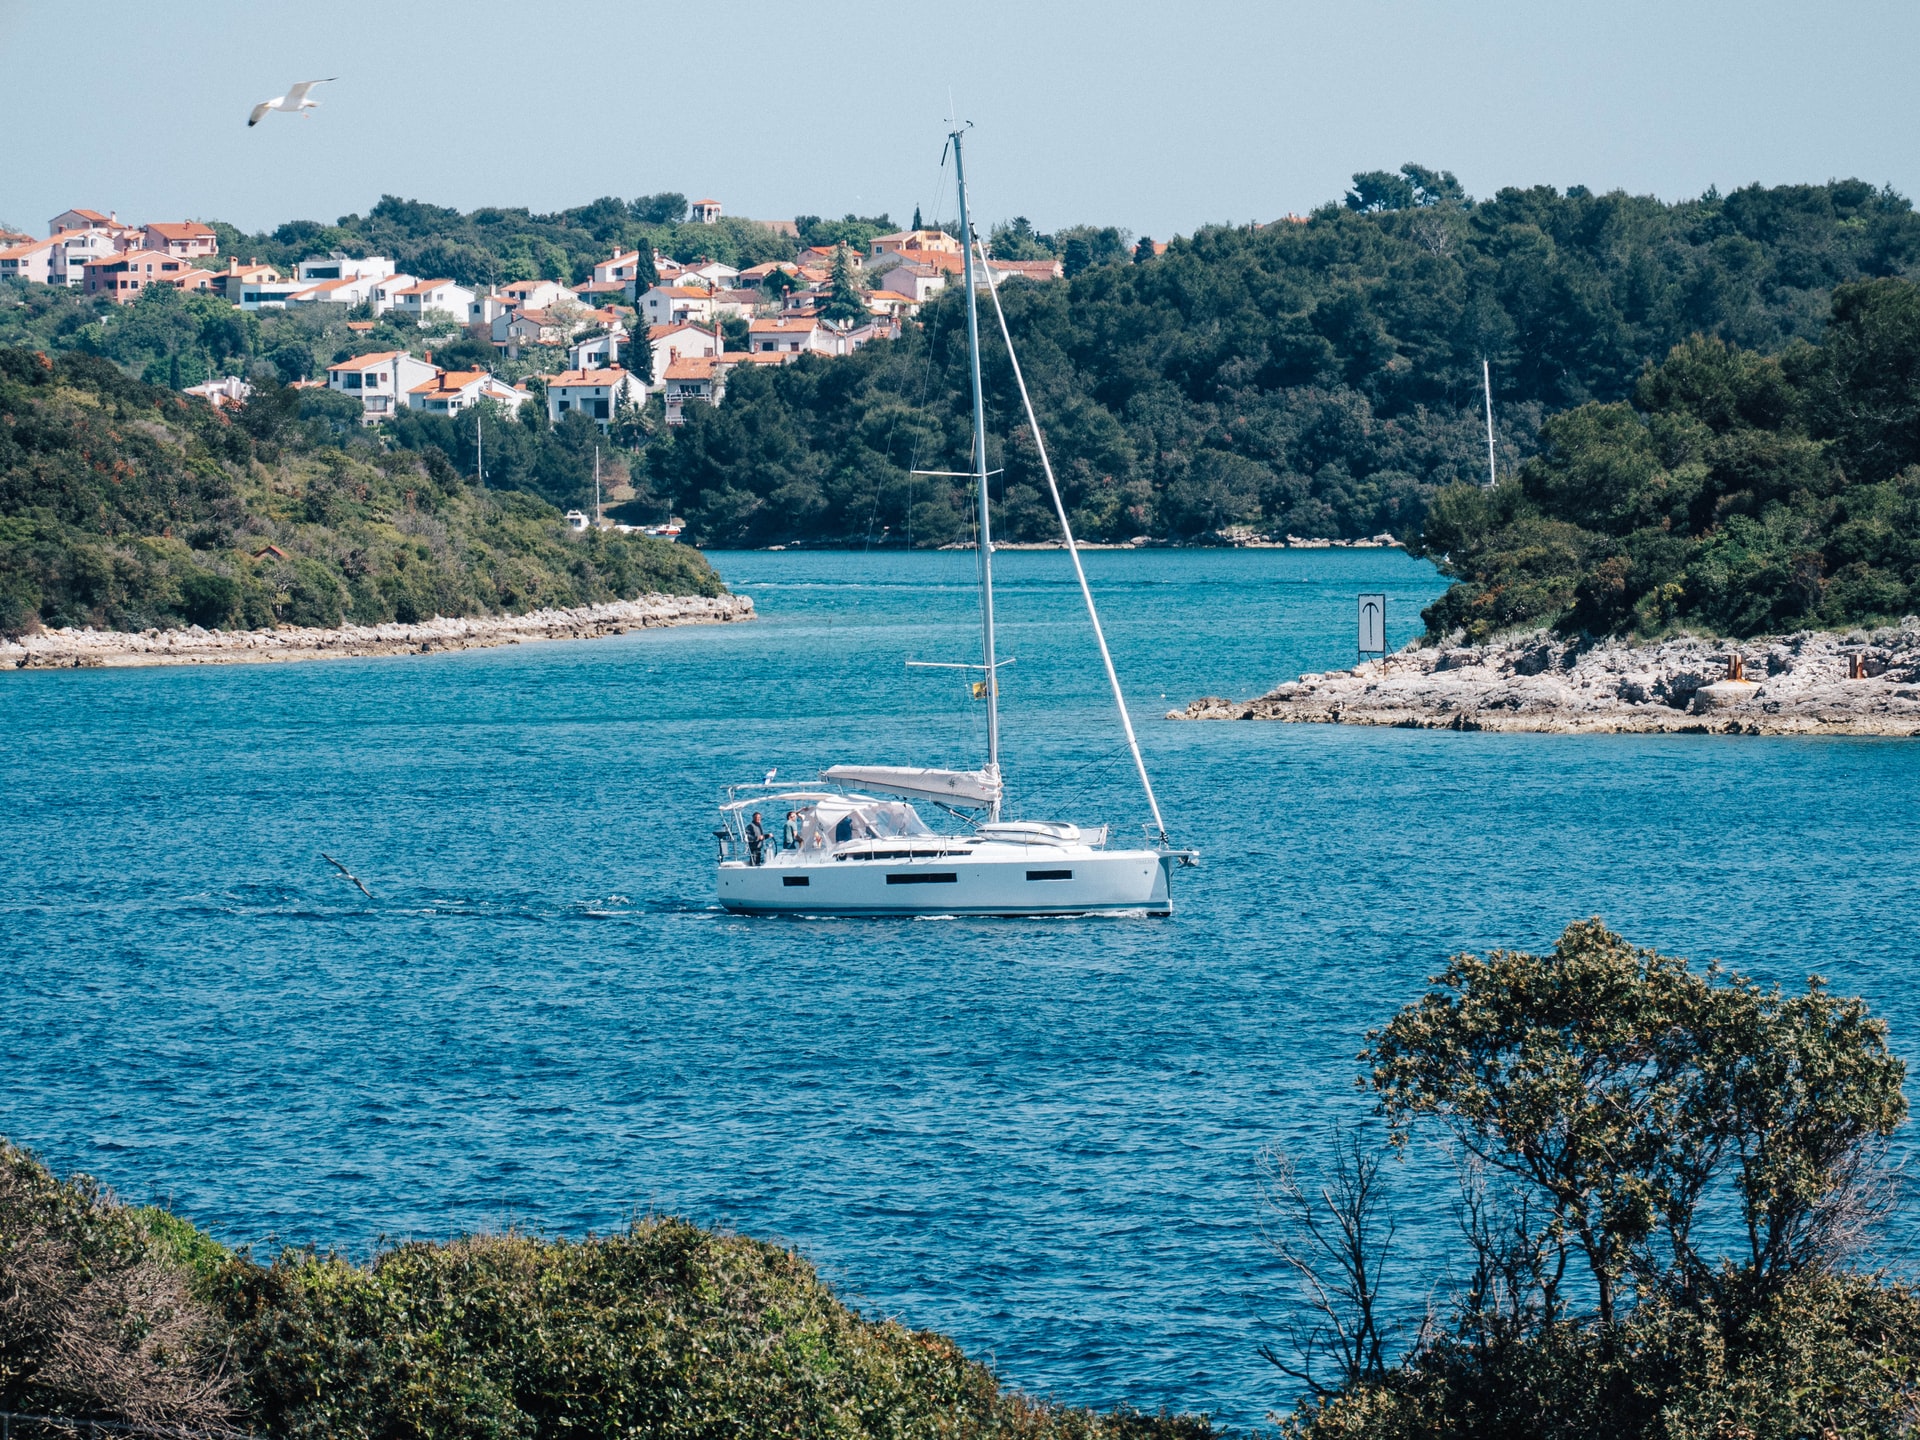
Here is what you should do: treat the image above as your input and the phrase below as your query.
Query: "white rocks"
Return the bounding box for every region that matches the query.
[1,594,755,670]
[1173,625,1920,736]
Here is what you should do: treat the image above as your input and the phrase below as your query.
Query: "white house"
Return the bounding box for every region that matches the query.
[869,229,962,261]
[876,261,947,303]
[639,284,717,327]
[325,350,441,423]
[682,260,740,288]
[405,369,528,416]
[50,229,125,285]
[365,272,423,314]
[640,322,718,385]
[390,278,475,324]
[567,326,630,373]
[661,351,791,424]
[296,253,396,284]
[0,237,63,286]
[289,270,404,309]
[545,367,647,429]
[748,316,835,356]
[866,289,919,321]
[591,249,653,298]
[499,278,577,311]
[234,275,310,309]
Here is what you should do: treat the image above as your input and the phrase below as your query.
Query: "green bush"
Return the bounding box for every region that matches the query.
[0,349,727,635]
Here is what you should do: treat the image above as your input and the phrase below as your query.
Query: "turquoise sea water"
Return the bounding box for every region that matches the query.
[4,547,1919,1427]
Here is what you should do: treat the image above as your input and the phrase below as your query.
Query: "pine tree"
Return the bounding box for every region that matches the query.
[821,244,866,324]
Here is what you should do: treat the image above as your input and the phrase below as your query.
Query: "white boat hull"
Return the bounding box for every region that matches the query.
[717,845,1173,917]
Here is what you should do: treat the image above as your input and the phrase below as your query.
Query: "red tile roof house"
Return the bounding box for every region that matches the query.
[640,321,718,385]
[0,237,65,286]
[389,278,475,325]
[80,249,205,303]
[544,367,648,429]
[325,350,441,423]
[406,369,528,416]
[142,222,219,258]
[748,316,835,355]
[661,351,793,424]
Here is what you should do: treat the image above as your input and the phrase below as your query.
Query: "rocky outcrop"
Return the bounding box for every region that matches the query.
[3,595,755,670]
[1173,623,1920,736]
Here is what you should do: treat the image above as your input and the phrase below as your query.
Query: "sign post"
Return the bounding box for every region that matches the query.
[1358,593,1386,663]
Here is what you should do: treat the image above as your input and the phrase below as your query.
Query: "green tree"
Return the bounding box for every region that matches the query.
[820,244,867,324]
[1365,920,1906,1325]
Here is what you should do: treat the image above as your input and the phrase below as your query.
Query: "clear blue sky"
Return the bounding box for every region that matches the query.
[2,0,1916,240]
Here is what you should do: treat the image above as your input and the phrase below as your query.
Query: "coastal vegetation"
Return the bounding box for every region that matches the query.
[0,346,722,638]
[1415,279,1920,640]
[0,1139,1202,1439]
[642,174,1920,548]
[1274,920,1919,1438]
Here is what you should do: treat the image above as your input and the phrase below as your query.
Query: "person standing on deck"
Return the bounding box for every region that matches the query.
[783,810,800,851]
[746,812,767,866]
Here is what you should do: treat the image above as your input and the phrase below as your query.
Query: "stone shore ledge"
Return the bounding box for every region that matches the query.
[3,594,755,670]
[1172,624,1920,736]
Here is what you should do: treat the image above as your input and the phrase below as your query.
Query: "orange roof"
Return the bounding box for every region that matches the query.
[749,317,818,332]
[650,285,712,298]
[394,278,458,296]
[62,209,113,224]
[329,350,405,371]
[648,321,711,339]
[692,197,720,205]
[409,369,491,395]
[664,356,722,380]
[82,248,176,268]
[145,222,216,239]
[293,274,366,293]
[0,237,60,260]
[548,367,630,387]
[867,290,916,303]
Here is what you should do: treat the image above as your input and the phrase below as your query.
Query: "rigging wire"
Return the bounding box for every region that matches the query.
[973,234,1173,847]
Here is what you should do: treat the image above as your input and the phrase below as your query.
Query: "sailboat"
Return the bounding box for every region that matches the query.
[714,126,1196,916]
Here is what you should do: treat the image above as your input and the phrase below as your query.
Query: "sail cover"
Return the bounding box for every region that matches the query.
[822,765,1002,807]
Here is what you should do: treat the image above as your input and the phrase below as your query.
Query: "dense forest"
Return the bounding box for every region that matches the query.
[1417,278,1920,640]
[0,348,721,638]
[647,173,1920,548]
[5,170,1920,638]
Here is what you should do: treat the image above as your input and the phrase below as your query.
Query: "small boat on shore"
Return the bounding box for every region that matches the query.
[714,126,1195,917]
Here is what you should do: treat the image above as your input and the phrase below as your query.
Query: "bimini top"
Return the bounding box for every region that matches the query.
[819,765,1002,808]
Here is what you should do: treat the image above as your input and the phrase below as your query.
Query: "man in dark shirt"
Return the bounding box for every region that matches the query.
[746,812,767,866]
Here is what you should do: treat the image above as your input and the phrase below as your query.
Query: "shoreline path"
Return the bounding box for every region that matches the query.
[3,595,754,669]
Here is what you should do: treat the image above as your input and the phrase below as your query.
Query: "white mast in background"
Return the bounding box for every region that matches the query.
[1483,358,1497,488]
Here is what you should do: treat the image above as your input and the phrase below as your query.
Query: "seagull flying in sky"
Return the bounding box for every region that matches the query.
[248,78,336,127]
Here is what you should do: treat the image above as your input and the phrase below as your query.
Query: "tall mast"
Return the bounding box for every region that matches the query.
[1482,357,1497,488]
[952,126,1001,811]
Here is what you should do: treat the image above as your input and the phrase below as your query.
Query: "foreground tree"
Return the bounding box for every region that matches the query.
[1281,920,1916,1439]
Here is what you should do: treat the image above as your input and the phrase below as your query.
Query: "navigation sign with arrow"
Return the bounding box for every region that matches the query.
[1358,593,1386,660]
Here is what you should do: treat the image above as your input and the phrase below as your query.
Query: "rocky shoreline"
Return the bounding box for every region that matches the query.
[3,594,755,670]
[1173,624,1920,736]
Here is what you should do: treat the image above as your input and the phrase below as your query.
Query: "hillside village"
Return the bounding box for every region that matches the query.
[0,199,1065,432]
